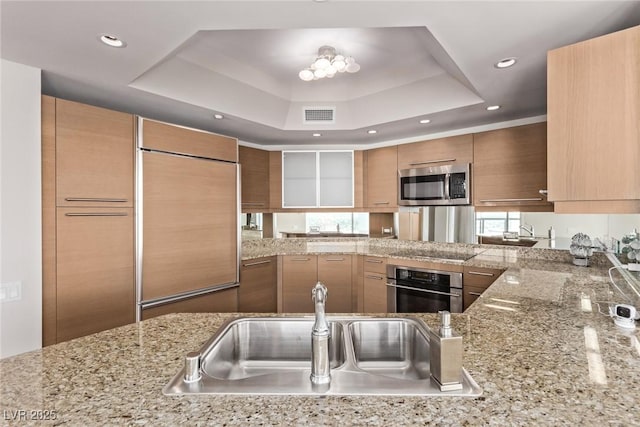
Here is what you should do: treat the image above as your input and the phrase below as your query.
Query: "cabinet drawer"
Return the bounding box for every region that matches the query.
[363,272,388,313]
[463,266,504,288]
[363,256,386,274]
[463,285,487,311]
[141,287,238,320]
[239,256,277,313]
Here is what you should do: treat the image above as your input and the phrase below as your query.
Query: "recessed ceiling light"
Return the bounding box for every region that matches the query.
[495,57,517,69]
[98,34,126,48]
[486,105,501,111]
[312,133,322,137]
[213,114,224,119]
[367,130,377,134]
[419,119,431,124]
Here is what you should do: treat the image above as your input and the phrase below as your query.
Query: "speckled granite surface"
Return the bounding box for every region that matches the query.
[2,240,639,426]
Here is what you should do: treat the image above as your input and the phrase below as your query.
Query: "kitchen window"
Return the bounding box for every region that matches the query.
[306,213,369,234]
[476,212,520,235]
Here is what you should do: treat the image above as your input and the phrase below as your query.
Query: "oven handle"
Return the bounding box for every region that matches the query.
[385,282,462,298]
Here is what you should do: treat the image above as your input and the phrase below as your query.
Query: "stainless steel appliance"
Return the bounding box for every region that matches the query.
[386,264,463,313]
[398,164,470,206]
[422,205,476,243]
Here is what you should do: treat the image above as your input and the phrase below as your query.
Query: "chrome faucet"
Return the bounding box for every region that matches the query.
[310,282,331,386]
[520,224,535,237]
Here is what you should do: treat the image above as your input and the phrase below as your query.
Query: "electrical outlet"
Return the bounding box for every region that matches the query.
[0,281,22,302]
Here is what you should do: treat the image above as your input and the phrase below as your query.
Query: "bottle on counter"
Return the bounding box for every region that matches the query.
[548,226,556,240]
[429,311,463,391]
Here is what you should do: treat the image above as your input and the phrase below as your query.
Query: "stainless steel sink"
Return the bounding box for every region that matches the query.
[164,316,482,397]
[201,318,345,380]
[350,318,430,380]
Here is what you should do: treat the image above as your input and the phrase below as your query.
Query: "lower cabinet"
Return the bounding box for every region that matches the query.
[463,266,505,311]
[362,256,388,313]
[318,255,352,313]
[239,256,277,312]
[281,255,353,313]
[56,207,135,342]
[281,255,318,313]
[142,287,238,320]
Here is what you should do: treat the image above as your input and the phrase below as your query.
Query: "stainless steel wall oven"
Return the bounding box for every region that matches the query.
[386,265,463,313]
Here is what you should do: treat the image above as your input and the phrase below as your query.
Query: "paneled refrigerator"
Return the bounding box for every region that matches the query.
[136,118,239,319]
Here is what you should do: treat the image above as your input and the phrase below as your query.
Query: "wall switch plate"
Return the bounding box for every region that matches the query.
[0,281,22,302]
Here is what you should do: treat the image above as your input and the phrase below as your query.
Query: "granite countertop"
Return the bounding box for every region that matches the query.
[2,239,640,425]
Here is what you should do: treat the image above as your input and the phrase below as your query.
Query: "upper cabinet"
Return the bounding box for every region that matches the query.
[282,151,354,208]
[56,99,134,207]
[397,135,473,171]
[547,25,640,213]
[473,123,552,212]
[239,146,270,212]
[365,145,398,211]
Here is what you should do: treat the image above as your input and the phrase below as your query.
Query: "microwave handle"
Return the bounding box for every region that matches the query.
[444,173,451,200]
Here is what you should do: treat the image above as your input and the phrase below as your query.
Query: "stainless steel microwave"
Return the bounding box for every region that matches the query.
[398,164,470,206]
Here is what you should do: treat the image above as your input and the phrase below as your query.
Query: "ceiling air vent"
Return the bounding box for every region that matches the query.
[303,107,335,124]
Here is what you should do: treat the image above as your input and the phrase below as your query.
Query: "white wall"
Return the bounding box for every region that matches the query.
[522,212,640,241]
[0,59,42,358]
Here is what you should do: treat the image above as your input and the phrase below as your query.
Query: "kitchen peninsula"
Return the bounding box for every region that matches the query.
[1,239,639,425]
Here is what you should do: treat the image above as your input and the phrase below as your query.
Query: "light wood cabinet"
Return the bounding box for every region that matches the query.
[362,256,388,313]
[141,150,238,301]
[56,207,135,342]
[547,25,640,213]
[141,287,238,320]
[239,257,277,312]
[365,146,398,211]
[473,123,552,212]
[463,265,504,311]
[281,255,354,313]
[43,97,136,345]
[55,98,134,208]
[239,146,270,212]
[141,119,237,163]
[397,135,473,171]
[281,255,318,313]
[318,255,352,313]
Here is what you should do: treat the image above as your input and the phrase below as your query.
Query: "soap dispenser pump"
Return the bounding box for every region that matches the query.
[429,310,463,391]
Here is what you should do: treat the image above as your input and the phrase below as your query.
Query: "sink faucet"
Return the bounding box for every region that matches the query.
[520,224,535,237]
[310,282,331,386]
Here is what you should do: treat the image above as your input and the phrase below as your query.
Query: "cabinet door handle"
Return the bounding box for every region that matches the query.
[468,292,483,297]
[365,275,384,280]
[373,201,390,205]
[291,257,311,261]
[538,189,548,195]
[242,260,271,267]
[467,271,494,277]
[65,212,128,217]
[65,197,128,203]
[366,259,383,264]
[479,198,543,203]
[325,258,345,262]
[241,202,266,206]
[409,158,456,166]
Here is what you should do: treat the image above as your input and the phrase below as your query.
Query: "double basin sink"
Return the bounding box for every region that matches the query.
[164,316,482,396]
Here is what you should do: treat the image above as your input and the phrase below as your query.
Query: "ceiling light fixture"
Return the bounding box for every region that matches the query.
[486,105,501,111]
[213,114,224,119]
[495,57,517,69]
[98,34,126,48]
[299,45,360,81]
[419,119,431,124]
[312,133,322,137]
[367,130,377,134]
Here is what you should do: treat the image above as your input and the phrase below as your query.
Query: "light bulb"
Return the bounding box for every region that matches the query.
[333,59,346,72]
[314,68,327,79]
[345,56,355,64]
[314,57,330,69]
[326,64,337,75]
[299,69,314,81]
[346,62,360,73]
